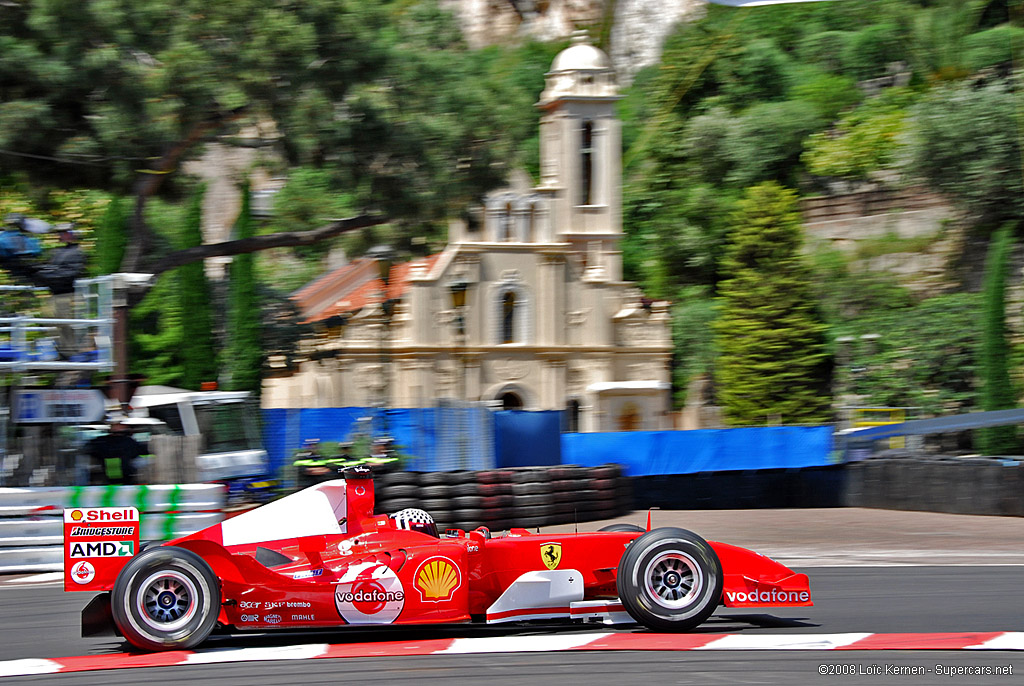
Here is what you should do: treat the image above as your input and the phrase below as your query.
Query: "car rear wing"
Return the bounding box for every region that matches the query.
[63,507,139,592]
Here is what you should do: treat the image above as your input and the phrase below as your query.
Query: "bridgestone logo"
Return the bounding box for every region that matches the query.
[70,526,134,537]
[336,589,405,603]
[725,590,810,603]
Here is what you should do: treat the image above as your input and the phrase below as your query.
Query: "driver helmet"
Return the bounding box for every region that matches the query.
[392,508,438,538]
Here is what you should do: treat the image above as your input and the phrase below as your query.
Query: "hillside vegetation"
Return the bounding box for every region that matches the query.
[621,0,1023,423]
[2,0,1023,433]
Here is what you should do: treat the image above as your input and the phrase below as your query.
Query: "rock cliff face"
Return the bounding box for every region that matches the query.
[440,0,704,82]
[609,0,704,81]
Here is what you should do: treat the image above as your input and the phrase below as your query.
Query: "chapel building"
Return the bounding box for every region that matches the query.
[261,34,672,432]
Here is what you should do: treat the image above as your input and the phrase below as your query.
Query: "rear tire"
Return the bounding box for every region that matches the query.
[615,527,721,632]
[112,546,220,652]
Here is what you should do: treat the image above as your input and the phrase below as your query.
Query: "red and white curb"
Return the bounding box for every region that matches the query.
[2,632,1022,677]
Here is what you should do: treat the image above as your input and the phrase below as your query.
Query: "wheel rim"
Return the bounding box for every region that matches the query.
[136,570,199,632]
[642,550,703,610]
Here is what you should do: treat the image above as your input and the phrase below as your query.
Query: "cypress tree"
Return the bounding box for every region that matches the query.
[978,223,1018,454]
[713,182,831,426]
[226,180,263,392]
[92,196,127,275]
[178,186,218,390]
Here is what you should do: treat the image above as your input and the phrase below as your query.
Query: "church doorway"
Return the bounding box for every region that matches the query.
[499,392,523,410]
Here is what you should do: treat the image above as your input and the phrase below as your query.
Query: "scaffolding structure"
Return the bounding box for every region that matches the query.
[1,276,123,486]
[0,276,117,372]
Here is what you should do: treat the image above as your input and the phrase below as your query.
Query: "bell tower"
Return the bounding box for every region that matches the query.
[536,31,623,281]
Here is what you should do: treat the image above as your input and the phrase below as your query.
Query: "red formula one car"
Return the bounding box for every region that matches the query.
[64,469,811,651]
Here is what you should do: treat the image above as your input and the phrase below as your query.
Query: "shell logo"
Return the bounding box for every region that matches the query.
[70,510,83,521]
[414,557,461,602]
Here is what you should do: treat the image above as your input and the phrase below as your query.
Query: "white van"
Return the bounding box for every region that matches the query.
[128,386,268,482]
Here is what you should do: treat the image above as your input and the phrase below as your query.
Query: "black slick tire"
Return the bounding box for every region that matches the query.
[615,527,722,632]
[111,546,221,652]
[599,523,644,533]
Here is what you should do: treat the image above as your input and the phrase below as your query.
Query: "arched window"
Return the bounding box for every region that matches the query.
[493,279,531,344]
[581,120,594,205]
[502,291,516,343]
[565,399,581,432]
[500,202,513,241]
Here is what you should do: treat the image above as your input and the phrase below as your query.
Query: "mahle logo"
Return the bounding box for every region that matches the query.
[69,541,134,558]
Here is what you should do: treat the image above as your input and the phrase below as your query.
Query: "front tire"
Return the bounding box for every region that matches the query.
[112,546,220,651]
[616,527,722,632]
[599,523,644,533]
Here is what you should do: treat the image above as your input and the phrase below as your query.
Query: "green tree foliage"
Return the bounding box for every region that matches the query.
[177,187,217,390]
[0,1,546,236]
[723,100,824,188]
[963,24,1024,72]
[841,23,907,80]
[908,79,1022,226]
[803,88,913,180]
[262,167,357,260]
[835,293,979,414]
[129,272,184,386]
[978,223,1018,454]
[809,249,980,414]
[713,183,831,426]
[714,39,792,107]
[226,181,262,393]
[91,196,127,276]
[789,70,862,122]
[910,0,987,81]
[671,289,718,407]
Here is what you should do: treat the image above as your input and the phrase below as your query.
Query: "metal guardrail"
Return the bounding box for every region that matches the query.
[0,483,228,573]
[839,408,1024,443]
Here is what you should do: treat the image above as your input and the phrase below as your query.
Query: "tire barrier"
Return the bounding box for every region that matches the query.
[373,464,630,531]
[631,466,846,511]
[0,483,228,573]
[844,455,1024,516]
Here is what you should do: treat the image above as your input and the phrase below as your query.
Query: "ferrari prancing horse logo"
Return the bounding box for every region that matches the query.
[541,542,562,570]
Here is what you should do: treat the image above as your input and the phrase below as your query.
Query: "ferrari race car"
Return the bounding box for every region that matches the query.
[63,469,811,651]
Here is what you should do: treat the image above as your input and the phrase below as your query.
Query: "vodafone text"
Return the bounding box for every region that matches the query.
[336,588,405,603]
[725,589,810,603]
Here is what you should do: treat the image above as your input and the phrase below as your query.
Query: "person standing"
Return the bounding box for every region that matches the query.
[0,213,43,283]
[84,417,144,485]
[38,223,86,354]
[292,439,331,489]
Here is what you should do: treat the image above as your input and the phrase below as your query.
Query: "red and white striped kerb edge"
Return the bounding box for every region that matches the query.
[2,632,1022,678]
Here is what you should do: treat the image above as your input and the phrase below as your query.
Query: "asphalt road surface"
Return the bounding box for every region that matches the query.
[0,508,1021,685]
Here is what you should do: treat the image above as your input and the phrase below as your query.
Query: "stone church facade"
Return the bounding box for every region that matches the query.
[261,34,672,432]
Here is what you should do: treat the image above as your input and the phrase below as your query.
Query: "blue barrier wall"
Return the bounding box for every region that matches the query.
[262,407,496,475]
[561,426,833,476]
[494,410,562,468]
[265,408,833,479]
